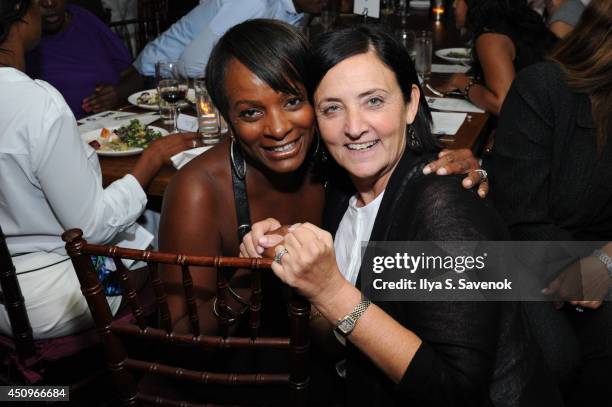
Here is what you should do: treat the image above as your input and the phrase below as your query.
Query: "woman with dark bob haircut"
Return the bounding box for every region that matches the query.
[158,19,484,334]
[242,25,563,406]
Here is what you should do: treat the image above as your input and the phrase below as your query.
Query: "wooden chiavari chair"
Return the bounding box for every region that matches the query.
[62,228,310,406]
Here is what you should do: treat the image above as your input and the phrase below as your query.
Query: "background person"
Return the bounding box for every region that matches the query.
[440,0,557,115]
[26,0,145,118]
[0,0,199,339]
[485,1,612,404]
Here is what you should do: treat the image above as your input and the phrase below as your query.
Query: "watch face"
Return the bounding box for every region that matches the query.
[338,317,355,335]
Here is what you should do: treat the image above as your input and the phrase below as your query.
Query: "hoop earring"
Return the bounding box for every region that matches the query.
[407,125,421,151]
[230,139,246,180]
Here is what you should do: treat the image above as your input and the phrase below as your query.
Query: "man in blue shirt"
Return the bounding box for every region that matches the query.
[83,0,331,112]
[133,0,328,76]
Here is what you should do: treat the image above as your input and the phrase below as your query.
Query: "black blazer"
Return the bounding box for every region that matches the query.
[486,61,612,245]
[323,147,562,407]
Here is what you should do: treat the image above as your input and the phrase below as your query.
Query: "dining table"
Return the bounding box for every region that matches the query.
[96,7,492,198]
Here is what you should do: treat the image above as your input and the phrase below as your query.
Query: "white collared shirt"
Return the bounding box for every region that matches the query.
[133,0,305,76]
[334,191,385,286]
[0,68,147,255]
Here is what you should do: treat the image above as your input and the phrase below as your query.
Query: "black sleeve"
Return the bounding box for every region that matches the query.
[484,65,574,241]
[392,177,508,406]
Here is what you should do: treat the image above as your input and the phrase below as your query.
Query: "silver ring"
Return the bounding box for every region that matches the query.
[575,305,584,313]
[473,169,488,182]
[274,248,289,265]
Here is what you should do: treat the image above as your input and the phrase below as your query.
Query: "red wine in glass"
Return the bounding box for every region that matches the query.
[159,80,187,104]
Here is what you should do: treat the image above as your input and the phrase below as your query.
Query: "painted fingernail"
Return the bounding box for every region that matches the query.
[437,168,448,175]
[464,179,473,187]
[422,166,432,175]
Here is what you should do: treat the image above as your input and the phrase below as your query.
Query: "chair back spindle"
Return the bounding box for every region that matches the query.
[0,225,35,361]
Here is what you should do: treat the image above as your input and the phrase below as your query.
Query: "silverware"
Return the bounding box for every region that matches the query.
[113,112,160,121]
[425,83,445,97]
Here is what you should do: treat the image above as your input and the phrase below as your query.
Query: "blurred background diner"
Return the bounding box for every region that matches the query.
[0,0,610,405]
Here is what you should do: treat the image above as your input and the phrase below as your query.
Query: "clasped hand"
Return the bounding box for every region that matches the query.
[240,219,346,304]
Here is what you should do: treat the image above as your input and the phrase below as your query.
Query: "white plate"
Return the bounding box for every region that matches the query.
[435,48,471,63]
[128,89,195,110]
[81,125,169,157]
[410,1,431,9]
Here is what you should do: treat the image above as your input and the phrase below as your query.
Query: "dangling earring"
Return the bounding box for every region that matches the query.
[230,139,246,180]
[407,125,421,151]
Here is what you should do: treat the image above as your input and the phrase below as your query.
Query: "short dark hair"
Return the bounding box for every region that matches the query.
[308,24,438,153]
[205,19,311,122]
[0,0,30,44]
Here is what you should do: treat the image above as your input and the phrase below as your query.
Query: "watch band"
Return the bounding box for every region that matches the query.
[593,249,612,277]
[348,297,371,322]
[334,296,371,339]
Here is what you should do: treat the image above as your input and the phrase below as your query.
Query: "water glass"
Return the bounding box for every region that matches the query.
[193,78,223,145]
[415,31,433,80]
[158,97,173,124]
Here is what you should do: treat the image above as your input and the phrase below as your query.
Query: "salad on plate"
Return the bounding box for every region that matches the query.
[87,120,165,153]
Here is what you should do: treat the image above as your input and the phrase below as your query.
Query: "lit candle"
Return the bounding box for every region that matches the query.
[432,0,444,21]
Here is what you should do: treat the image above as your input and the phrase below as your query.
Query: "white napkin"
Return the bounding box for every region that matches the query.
[77,111,160,134]
[171,146,214,170]
[431,112,467,136]
[176,113,199,132]
[431,64,470,74]
[426,97,485,113]
[110,224,154,268]
[410,0,431,8]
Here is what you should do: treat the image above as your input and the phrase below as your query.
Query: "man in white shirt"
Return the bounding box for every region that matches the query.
[133,0,328,76]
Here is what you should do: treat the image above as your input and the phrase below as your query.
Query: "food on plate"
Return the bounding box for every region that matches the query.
[446,50,470,59]
[136,91,160,106]
[88,120,163,152]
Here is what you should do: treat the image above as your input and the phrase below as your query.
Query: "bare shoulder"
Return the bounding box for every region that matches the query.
[476,33,515,56]
[159,139,233,251]
[165,138,232,203]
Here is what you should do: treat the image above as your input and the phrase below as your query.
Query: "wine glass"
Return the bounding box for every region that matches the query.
[155,61,188,133]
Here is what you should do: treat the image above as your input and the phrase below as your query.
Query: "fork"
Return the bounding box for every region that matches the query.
[425,83,445,97]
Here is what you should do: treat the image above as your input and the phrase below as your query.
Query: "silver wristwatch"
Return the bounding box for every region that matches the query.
[334,296,371,339]
[593,249,612,277]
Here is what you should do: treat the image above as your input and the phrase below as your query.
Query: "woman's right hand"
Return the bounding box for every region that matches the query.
[144,132,202,165]
[240,218,290,258]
